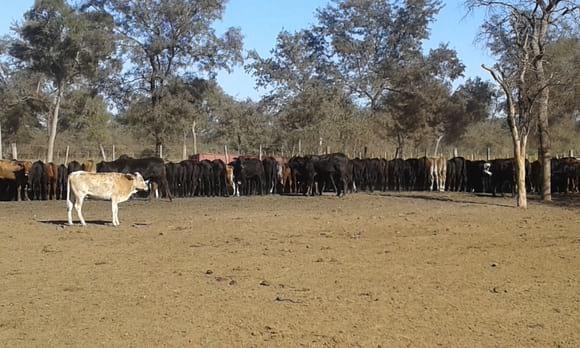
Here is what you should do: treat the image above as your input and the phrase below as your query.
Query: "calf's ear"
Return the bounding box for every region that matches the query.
[124,174,135,181]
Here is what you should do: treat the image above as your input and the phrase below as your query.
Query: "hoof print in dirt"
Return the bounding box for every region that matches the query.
[205,269,213,275]
[260,280,270,286]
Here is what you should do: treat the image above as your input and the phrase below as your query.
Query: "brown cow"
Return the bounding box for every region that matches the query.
[428,156,447,192]
[45,162,58,200]
[82,160,96,173]
[0,160,28,201]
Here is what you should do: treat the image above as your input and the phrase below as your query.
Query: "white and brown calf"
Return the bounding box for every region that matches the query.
[67,171,148,226]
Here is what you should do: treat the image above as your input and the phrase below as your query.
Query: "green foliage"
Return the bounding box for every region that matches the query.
[84,0,244,147]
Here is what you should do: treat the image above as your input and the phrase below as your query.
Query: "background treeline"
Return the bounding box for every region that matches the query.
[0,0,578,162]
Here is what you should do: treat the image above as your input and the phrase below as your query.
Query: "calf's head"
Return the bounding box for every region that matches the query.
[127,172,149,191]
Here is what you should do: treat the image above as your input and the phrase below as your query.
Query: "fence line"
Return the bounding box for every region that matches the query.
[1,141,577,163]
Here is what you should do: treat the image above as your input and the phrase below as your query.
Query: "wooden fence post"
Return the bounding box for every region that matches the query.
[486,147,491,161]
[99,144,107,161]
[11,143,17,160]
[112,145,116,160]
[259,144,263,160]
[65,146,69,165]
[298,139,302,156]
[224,145,229,163]
[453,148,458,158]
[192,121,197,155]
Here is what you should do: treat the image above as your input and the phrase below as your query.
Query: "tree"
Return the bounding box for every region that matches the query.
[248,0,465,155]
[468,0,579,201]
[8,0,116,162]
[84,0,243,154]
[480,10,543,208]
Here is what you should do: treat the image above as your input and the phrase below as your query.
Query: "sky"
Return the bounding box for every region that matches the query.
[0,0,495,101]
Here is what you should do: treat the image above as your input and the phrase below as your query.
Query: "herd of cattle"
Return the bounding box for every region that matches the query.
[0,153,579,202]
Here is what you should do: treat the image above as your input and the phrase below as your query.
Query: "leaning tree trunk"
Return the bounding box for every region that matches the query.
[47,83,64,163]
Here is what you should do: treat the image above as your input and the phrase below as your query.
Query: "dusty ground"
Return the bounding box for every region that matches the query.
[0,192,578,347]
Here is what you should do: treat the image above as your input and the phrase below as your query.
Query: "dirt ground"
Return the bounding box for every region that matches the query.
[0,192,578,347]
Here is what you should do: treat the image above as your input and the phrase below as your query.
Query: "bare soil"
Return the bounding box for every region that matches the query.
[1,192,579,347]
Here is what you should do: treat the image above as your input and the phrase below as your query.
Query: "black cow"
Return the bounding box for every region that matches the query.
[530,160,542,193]
[489,159,516,196]
[262,157,278,195]
[365,158,382,192]
[97,157,172,201]
[196,160,213,196]
[304,153,349,197]
[212,159,229,197]
[446,157,467,192]
[552,157,579,193]
[57,164,67,200]
[29,160,47,200]
[465,160,491,193]
[233,157,265,196]
[350,158,366,192]
[388,158,406,191]
[288,156,310,194]
[67,161,82,175]
[165,162,178,196]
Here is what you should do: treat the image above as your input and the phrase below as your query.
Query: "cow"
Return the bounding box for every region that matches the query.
[197,160,214,196]
[530,160,542,193]
[96,157,172,201]
[489,159,515,196]
[388,158,406,191]
[465,160,491,193]
[232,157,265,196]
[262,157,278,194]
[68,161,83,174]
[29,161,48,200]
[212,159,229,197]
[428,157,447,192]
[304,153,349,197]
[350,158,366,192]
[0,160,28,201]
[552,157,579,193]
[365,158,382,192]
[45,162,58,200]
[67,171,149,226]
[82,160,97,173]
[57,164,68,200]
[279,162,292,194]
[225,164,238,196]
[446,157,467,192]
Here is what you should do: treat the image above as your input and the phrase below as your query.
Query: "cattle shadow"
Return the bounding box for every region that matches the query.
[39,220,112,226]
[376,192,516,208]
[534,194,580,209]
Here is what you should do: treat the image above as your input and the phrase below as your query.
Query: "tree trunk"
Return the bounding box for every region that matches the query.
[182,130,187,160]
[47,84,64,163]
[537,73,551,201]
[433,135,443,157]
[192,121,197,155]
[532,16,551,201]
[514,137,528,208]
[0,121,3,160]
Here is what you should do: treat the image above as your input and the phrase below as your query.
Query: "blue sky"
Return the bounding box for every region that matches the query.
[0,0,495,100]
